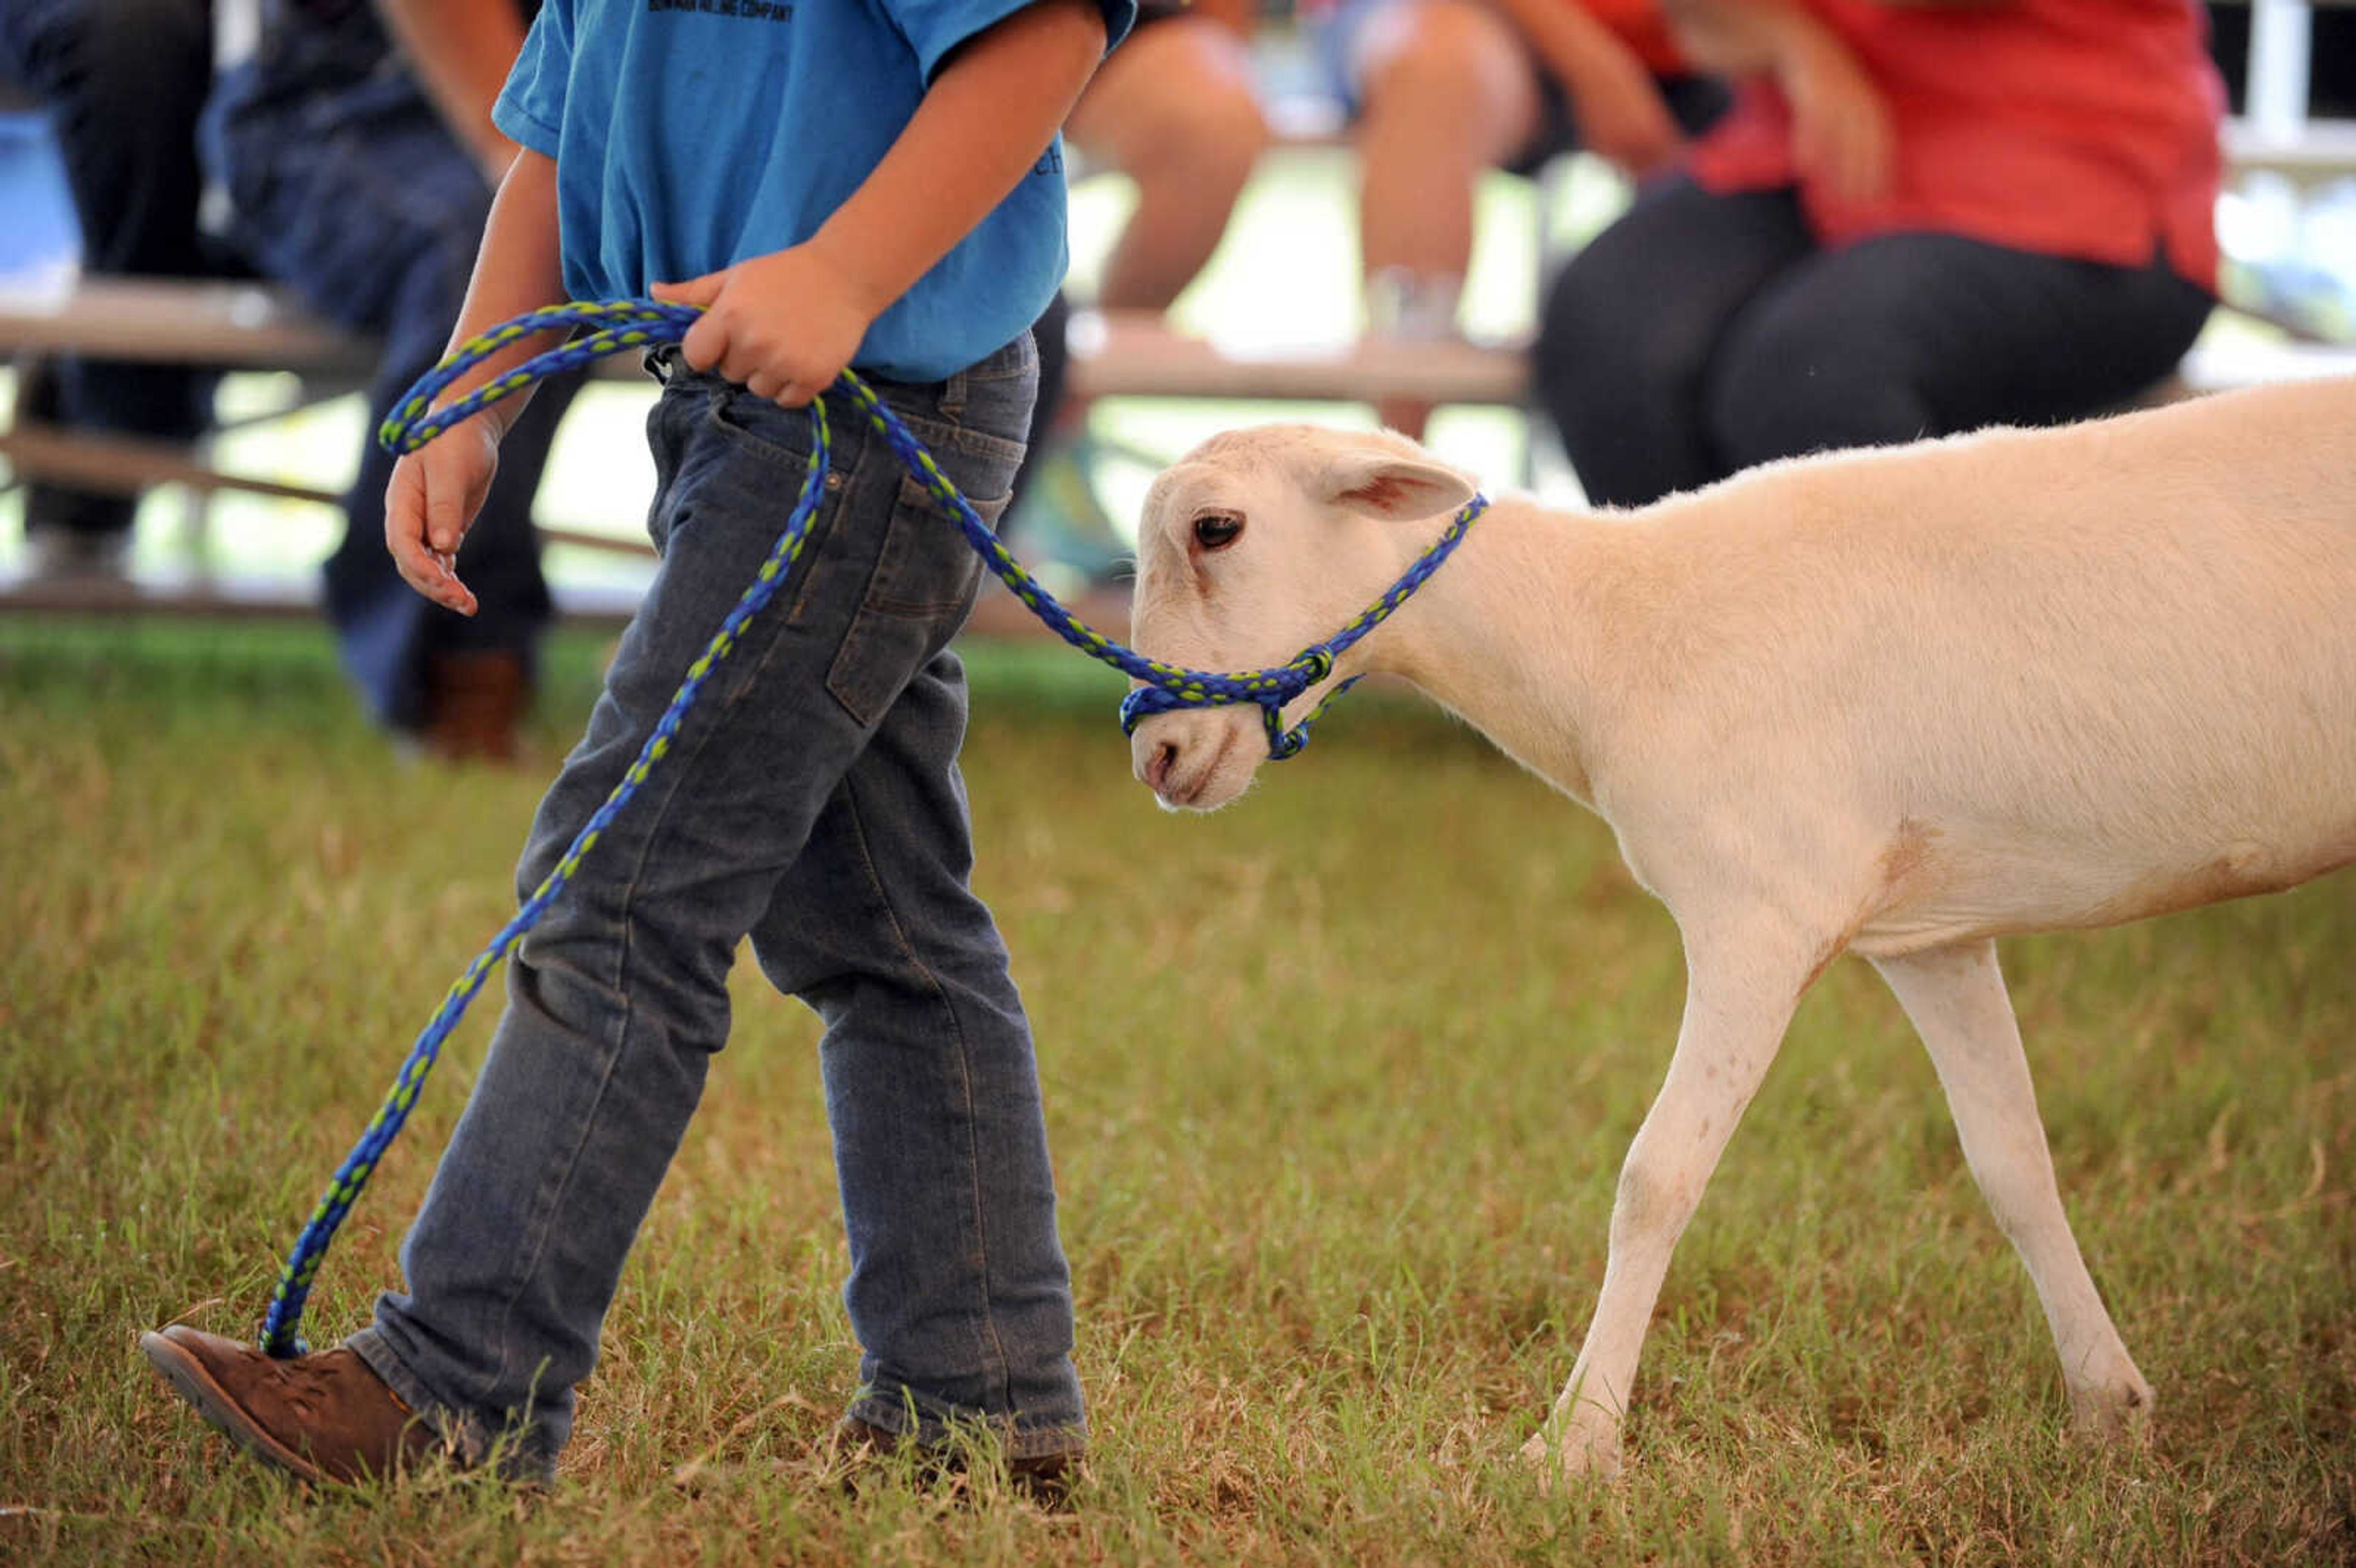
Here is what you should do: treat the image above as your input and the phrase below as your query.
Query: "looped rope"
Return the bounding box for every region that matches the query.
[256,299,1483,1356]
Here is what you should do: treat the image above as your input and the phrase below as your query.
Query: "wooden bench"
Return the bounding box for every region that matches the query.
[2223,115,2356,187]
[7,111,2354,628]
[1064,306,1525,407]
[0,275,679,624]
[0,281,1529,631]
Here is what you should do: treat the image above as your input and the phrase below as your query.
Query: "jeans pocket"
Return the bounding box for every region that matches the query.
[704,386,820,473]
[825,472,1006,726]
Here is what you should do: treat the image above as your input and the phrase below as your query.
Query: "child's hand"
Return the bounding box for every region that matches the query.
[383,418,501,616]
[652,243,880,408]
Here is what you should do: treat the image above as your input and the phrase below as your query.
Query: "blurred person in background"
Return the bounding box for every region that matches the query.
[0,0,221,577]
[1011,0,1269,584]
[1314,0,1728,438]
[202,0,581,762]
[1536,0,2222,508]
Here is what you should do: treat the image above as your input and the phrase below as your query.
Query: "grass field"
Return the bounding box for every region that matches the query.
[2,617,2352,1566]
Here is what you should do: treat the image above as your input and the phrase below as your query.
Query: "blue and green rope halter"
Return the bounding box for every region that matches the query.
[257,298,1486,1356]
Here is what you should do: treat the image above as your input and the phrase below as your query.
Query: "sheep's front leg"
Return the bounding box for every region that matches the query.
[1522,924,1814,1482]
[1869,940,2152,1434]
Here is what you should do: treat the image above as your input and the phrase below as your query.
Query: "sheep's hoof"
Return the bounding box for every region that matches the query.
[2067,1375,2155,1443]
[1517,1426,1623,1488]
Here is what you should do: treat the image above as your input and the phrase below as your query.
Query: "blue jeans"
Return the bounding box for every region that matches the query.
[0,0,219,536]
[203,63,564,730]
[349,335,1083,1482]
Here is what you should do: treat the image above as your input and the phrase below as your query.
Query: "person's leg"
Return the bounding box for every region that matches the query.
[0,0,215,547]
[1533,179,1812,507]
[1345,0,1542,437]
[211,77,562,748]
[352,337,1044,1476]
[1066,14,1268,313]
[1009,290,1069,521]
[1701,235,2216,471]
[1350,0,1540,302]
[329,255,568,746]
[1009,21,1265,578]
[749,650,1082,1458]
[753,344,1076,1455]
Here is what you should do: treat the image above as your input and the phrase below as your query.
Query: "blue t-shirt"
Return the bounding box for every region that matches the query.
[494,0,1133,383]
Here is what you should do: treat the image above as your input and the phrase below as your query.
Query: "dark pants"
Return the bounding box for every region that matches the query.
[1536,180,2216,509]
[354,337,1082,1479]
[0,0,218,537]
[1010,289,1072,520]
[204,68,571,730]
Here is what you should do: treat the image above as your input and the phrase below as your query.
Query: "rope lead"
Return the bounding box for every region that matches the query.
[258,299,1483,1356]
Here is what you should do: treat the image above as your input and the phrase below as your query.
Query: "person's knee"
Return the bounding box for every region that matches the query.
[1536,258,1679,443]
[9,0,209,139]
[1357,0,1526,121]
[1703,329,1932,474]
[1120,73,1269,204]
[1189,82,1273,198]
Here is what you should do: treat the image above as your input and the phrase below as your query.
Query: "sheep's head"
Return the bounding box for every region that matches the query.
[1126,424,1477,811]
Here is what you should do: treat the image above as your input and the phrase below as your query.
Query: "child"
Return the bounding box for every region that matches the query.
[142,0,1132,1491]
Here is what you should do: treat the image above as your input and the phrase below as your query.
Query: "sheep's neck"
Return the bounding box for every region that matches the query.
[1371,496,1620,807]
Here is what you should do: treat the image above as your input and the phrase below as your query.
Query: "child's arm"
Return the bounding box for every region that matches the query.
[383,147,569,615]
[652,0,1110,406]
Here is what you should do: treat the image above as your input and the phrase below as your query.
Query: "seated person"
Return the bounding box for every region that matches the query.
[0,0,220,576]
[1317,0,1728,437]
[202,0,582,761]
[1536,0,2221,508]
[1014,0,1269,581]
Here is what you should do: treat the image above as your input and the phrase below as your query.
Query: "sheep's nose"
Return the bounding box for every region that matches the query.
[1142,739,1178,793]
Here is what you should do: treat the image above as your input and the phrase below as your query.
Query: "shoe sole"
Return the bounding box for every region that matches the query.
[139,1329,325,1485]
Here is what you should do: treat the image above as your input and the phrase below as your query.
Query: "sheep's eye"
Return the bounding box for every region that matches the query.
[1192,512,1243,551]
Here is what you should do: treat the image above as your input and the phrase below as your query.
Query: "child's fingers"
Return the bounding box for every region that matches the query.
[679,308,728,374]
[747,366,820,408]
[384,466,436,585]
[427,483,471,556]
[650,272,724,308]
[437,563,480,617]
[384,468,479,615]
[656,272,730,372]
[389,533,477,614]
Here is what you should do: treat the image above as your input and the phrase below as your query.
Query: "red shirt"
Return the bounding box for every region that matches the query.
[1585,0,1690,75]
[1687,0,2225,290]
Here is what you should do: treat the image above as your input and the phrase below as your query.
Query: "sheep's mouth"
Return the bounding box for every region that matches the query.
[1156,726,1241,810]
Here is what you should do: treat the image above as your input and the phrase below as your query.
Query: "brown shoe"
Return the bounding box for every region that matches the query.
[139,1324,453,1485]
[829,1415,1082,1506]
[421,650,529,764]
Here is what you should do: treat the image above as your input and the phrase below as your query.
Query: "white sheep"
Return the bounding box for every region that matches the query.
[1123,375,2356,1480]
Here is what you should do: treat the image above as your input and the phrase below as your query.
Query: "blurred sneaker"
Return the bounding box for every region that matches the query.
[1003,433,1133,595]
[1365,267,1466,440]
[25,525,133,580]
[827,1415,1083,1507]
[421,649,529,765]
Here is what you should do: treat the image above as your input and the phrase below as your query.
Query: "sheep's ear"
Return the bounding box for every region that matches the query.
[1318,447,1478,522]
